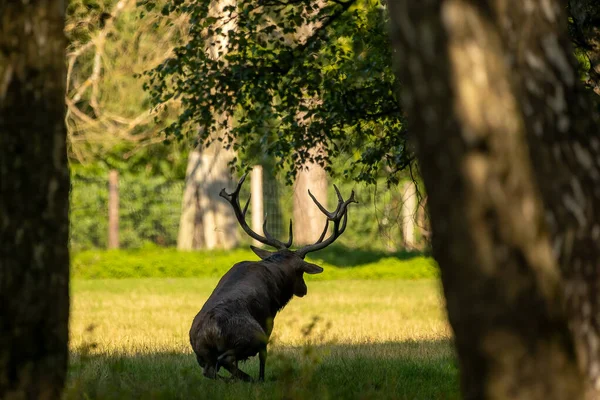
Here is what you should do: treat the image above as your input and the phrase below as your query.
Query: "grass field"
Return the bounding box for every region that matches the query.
[66,277,459,399]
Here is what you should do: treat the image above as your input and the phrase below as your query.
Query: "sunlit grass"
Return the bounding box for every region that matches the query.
[67,278,458,399]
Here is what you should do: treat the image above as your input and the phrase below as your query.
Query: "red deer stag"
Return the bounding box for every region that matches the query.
[189,173,356,382]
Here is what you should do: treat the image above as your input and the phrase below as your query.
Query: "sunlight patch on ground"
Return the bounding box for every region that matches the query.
[70,278,451,354]
[67,278,458,399]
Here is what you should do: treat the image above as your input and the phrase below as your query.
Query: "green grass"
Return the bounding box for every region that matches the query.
[71,245,438,280]
[66,278,458,399]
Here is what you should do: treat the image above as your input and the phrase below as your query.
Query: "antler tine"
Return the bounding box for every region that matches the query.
[334,190,357,218]
[295,186,357,258]
[262,216,294,249]
[262,217,277,244]
[337,210,349,235]
[220,172,248,199]
[242,195,251,217]
[333,184,344,205]
[315,219,330,244]
[220,173,288,250]
[283,219,293,248]
[308,189,336,219]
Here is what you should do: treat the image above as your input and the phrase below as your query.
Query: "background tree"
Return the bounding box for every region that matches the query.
[177,0,240,250]
[293,153,329,244]
[288,3,329,244]
[387,0,599,398]
[143,0,412,185]
[66,0,188,162]
[0,1,70,398]
[144,0,600,396]
[177,142,239,250]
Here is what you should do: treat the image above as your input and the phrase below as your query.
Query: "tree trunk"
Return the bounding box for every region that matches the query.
[387,0,587,398]
[493,1,600,397]
[291,3,329,246]
[293,161,328,245]
[251,165,265,247]
[177,145,239,250]
[177,0,240,250]
[416,196,430,249]
[0,1,70,399]
[401,180,417,249]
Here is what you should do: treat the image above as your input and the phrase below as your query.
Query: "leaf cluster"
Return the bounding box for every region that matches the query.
[143,0,412,184]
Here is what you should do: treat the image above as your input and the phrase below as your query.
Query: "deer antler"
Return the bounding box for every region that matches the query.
[220,173,293,250]
[295,185,357,258]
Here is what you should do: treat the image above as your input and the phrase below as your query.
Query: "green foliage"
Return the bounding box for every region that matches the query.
[70,166,184,251]
[70,169,109,250]
[568,2,600,94]
[71,246,438,280]
[143,0,412,185]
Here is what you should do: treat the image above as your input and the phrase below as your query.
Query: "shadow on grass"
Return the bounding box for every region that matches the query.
[304,244,431,268]
[65,339,458,400]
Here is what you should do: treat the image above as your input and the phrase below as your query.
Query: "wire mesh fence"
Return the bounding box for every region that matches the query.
[70,169,429,252]
[70,171,184,252]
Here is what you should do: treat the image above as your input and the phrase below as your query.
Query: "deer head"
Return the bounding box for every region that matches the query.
[219,172,356,294]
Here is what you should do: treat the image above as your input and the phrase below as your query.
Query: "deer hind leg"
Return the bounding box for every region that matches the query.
[218,350,253,382]
[259,347,267,382]
[203,365,218,379]
[195,353,218,379]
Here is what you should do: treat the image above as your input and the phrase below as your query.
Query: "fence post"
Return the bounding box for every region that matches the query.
[108,170,119,249]
[251,166,264,247]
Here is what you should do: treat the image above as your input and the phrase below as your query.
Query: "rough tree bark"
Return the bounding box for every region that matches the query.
[388,0,593,398]
[0,1,70,399]
[496,1,600,397]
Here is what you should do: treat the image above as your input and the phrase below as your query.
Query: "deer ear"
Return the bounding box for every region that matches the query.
[251,245,274,260]
[301,262,324,275]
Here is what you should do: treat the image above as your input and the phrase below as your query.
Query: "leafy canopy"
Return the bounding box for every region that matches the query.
[142,0,412,184]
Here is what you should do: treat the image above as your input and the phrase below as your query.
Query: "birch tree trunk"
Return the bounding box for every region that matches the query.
[388,0,594,397]
[401,180,417,249]
[177,0,240,250]
[292,10,329,245]
[251,165,265,247]
[293,159,328,244]
[0,1,70,398]
[177,144,239,250]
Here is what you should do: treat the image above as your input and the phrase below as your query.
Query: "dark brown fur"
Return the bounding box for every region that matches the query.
[189,248,322,381]
[192,174,355,381]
